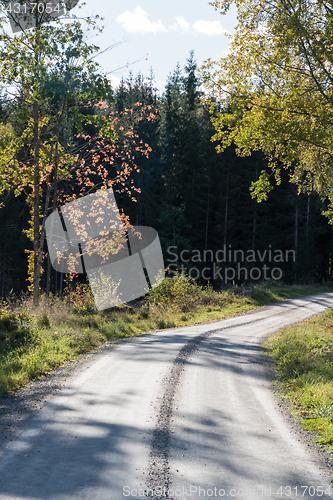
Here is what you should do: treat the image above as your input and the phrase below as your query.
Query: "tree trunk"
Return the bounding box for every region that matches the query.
[46,253,52,298]
[306,195,310,276]
[204,166,210,253]
[331,224,333,280]
[1,249,5,299]
[33,137,58,304]
[306,195,310,251]
[32,100,40,306]
[294,201,298,282]
[251,166,258,273]
[223,164,230,247]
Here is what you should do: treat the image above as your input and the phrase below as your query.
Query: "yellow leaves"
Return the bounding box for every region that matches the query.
[250,170,274,202]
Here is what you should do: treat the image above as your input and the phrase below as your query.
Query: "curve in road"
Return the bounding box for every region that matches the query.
[1,293,333,500]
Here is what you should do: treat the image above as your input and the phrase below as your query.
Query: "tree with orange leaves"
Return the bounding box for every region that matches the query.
[0,2,158,304]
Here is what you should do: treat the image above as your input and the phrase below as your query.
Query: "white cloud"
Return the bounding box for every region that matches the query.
[107,74,121,89]
[116,8,230,37]
[116,6,167,34]
[170,16,191,34]
[192,20,231,36]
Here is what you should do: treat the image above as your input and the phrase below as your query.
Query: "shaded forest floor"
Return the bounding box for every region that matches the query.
[0,275,332,396]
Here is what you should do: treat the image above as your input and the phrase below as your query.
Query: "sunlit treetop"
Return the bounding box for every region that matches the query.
[201,0,333,220]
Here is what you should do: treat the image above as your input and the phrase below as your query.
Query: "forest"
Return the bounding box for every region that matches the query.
[1,0,333,460]
[0,0,333,302]
[1,49,332,299]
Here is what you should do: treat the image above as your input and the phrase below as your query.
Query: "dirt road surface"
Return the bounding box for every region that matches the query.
[1,294,333,499]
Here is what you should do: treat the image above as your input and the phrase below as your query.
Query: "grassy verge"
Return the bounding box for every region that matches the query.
[0,275,332,396]
[264,308,333,452]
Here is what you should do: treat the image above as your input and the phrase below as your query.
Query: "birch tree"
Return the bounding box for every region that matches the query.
[201,0,333,219]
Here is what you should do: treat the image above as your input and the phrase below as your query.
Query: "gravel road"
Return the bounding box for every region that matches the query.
[1,293,333,500]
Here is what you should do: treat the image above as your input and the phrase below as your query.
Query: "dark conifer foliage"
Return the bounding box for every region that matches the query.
[0,52,332,296]
[0,193,30,296]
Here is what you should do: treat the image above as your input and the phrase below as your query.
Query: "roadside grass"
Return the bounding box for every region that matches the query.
[0,275,332,396]
[264,309,333,452]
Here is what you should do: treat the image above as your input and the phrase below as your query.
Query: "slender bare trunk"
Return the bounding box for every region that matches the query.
[223,164,230,247]
[294,201,298,282]
[305,195,310,276]
[306,195,310,251]
[331,225,333,280]
[1,249,5,298]
[46,253,51,297]
[204,166,210,252]
[251,166,258,273]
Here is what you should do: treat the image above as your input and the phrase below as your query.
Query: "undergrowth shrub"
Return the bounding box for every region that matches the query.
[66,282,97,315]
[148,273,201,313]
[0,306,32,353]
[35,312,51,328]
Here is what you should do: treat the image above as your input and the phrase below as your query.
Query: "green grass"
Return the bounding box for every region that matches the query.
[264,307,333,452]
[0,275,332,396]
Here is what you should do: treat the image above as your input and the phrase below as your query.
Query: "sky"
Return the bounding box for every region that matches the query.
[74,0,238,94]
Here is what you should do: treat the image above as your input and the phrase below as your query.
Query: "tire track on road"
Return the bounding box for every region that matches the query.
[145,296,333,498]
